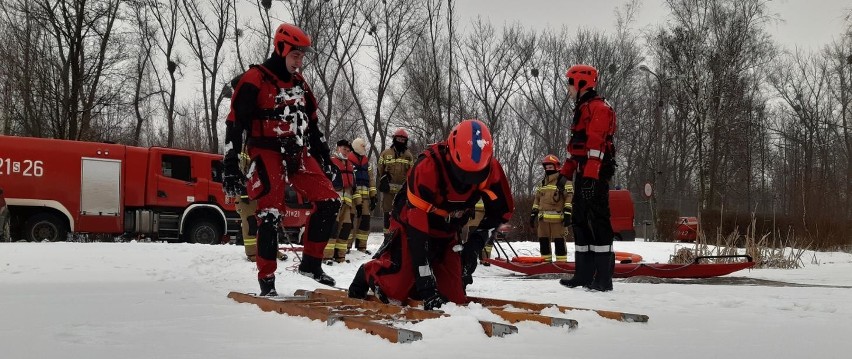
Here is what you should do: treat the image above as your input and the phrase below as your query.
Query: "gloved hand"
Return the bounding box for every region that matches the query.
[323,160,339,182]
[378,174,390,193]
[422,291,449,311]
[562,211,572,226]
[369,196,377,211]
[580,177,597,200]
[529,209,539,227]
[356,203,363,217]
[223,151,246,197]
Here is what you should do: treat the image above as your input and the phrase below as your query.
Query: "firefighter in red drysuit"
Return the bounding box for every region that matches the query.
[556,64,618,292]
[223,23,340,296]
[347,120,514,310]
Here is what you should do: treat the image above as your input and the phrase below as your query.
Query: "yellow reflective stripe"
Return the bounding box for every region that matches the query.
[540,185,558,190]
[542,213,562,220]
[532,204,540,209]
[540,254,553,261]
[352,193,362,200]
[324,243,335,251]
[474,201,484,210]
[356,233,369,240]
[243,238,257,246]
[554,255,568,262]
[335,243,349,250]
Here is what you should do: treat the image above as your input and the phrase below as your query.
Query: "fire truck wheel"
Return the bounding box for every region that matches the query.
[186,220,222,245]
[25,213,68,242]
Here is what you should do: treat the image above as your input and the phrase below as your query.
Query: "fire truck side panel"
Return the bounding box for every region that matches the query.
[76,157,123,233]
[122,147,149,207]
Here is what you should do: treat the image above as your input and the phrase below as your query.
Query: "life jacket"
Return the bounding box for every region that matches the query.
[331,154,355,190]
[395,144,497,235]
[350,153,371,187]
[238,64,312,145]
[567,93,616,163]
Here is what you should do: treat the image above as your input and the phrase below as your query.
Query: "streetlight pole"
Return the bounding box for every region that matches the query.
[639,64,665,241]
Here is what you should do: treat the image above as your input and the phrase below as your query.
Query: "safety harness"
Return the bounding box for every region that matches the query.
[405,145,497,221]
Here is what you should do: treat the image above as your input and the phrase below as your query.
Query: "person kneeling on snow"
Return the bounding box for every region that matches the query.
[347,120,514,310]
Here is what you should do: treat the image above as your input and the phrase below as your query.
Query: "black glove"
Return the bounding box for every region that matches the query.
[529,209,539,227]
[369,196,377,211]
[323,160,339,182]
[562,211,572,226]
[355,203,363,217]
[423,291,449,311]
[580,177,597,200]
[556,174,569,193]
[223,151,246,197]
[378,173,390,193]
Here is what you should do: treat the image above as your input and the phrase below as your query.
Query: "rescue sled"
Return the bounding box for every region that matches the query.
[484,254,755,278]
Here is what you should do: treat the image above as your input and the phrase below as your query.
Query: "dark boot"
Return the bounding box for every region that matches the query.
[258,276,277,296]
[559,251,594,288]
[298,255,337,287]
[348,265,369,299]
[538,237,552,262]
[587,252,614,292]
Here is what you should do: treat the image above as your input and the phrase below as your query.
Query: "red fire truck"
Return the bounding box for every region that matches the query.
[0,135,243,243]
[609,189,636,241]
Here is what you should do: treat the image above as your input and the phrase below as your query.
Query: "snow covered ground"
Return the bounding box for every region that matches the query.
[2,235,850,358]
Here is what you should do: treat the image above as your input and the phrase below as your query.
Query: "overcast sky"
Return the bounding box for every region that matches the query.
[454,0,851,52]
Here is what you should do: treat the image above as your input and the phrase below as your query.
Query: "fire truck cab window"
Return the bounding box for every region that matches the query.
[162,154,192,182]
[211,160,223,183]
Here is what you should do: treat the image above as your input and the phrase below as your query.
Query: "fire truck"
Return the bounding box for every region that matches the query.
[0,135,243,243]
[609,189,636,241]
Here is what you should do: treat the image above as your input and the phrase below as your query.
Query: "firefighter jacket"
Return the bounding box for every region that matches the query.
[378,147,414,195]
[224,55,330,163]
[559,89,616,180]
[332,152,359,209]
[532,173,573,223]
[397,143,514,239]
[350,152,376,202]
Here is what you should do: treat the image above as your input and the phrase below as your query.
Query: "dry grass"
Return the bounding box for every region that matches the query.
[669,215,810,269]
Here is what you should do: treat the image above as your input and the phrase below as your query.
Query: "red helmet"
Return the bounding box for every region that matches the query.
[447,119,493,173]
[274,23,312,57]
[565,64,598,93]
[393,128,409,139]
[542,154,560,167]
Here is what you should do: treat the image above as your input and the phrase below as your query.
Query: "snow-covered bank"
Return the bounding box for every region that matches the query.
[1,237,850,358]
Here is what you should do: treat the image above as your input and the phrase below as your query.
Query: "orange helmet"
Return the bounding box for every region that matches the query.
[274,23,312,57]
[447,119,493,174]
[542,154,560,167]
[393,128,409,139]
[565,64,598,93]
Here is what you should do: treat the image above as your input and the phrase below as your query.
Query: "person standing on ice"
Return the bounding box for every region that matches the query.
[348,119,514,310]
[530,154,574,262]
[324,139,359,264]
[377,128,415,244]
[222,23,340,296]
[347,138,376,254]
[557,64,618,292]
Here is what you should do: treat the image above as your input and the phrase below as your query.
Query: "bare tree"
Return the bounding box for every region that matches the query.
[149,0,184,147]
[458,20,535,159]
[342,0,426,159]
[181,0,232,153]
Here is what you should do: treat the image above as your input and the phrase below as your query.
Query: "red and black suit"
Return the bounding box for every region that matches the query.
[559,89,617,290]
[348,143,513,305]
[225,55,340,281]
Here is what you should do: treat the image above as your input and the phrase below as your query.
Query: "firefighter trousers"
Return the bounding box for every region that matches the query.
[355,220,466,304]
[246,147,340,279]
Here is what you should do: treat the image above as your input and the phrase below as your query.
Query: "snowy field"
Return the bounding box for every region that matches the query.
[2,234,850,359]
